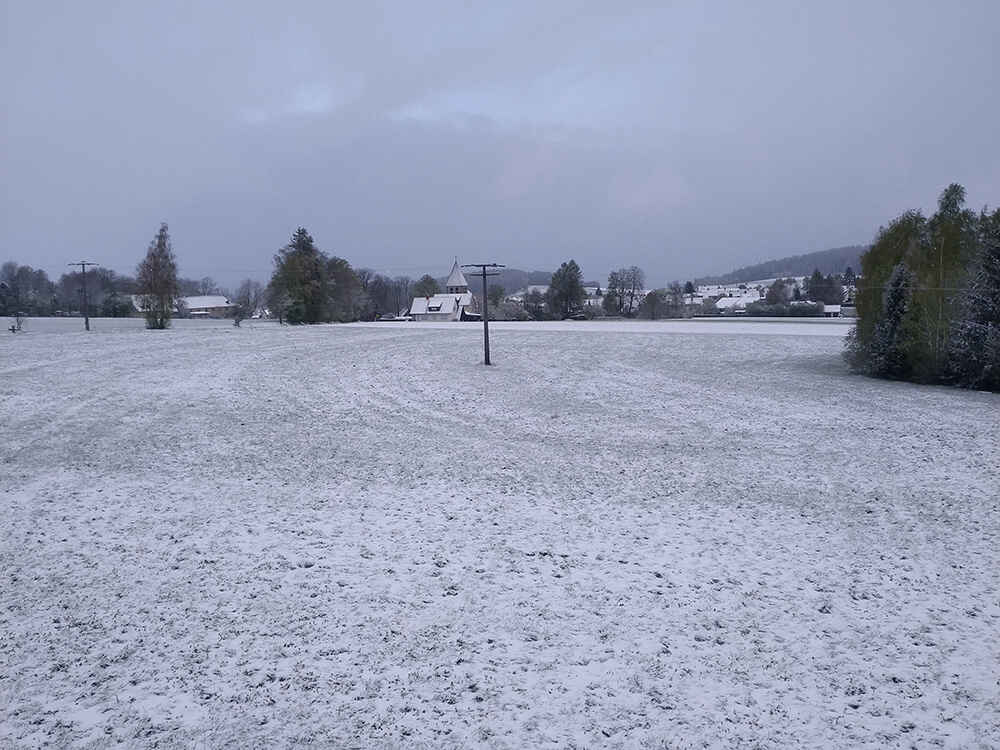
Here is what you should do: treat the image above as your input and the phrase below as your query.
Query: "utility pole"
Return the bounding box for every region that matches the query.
[68,261,98,331]
[462,263,505,365]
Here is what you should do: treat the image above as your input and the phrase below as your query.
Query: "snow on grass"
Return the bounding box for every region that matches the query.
[1,320,998,748]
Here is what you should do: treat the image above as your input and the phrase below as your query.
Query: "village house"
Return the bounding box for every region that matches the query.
[130,294,236,318]
[409,261,480,321]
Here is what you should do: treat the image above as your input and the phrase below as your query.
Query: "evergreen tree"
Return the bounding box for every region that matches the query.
[136,223,179,329]
[603,270,623,315]
[867,262,915,379]
[547,259,585,318]
[803,269,826,302]
[949,235,1000,390]
[269,228,329,324]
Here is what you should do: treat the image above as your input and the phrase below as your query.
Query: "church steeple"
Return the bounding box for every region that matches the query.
[445,259,468,294]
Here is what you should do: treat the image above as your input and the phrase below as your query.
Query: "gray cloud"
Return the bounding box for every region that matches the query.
[3,1,998,287]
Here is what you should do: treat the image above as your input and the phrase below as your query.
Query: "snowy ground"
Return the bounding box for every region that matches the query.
[1,318,998,748]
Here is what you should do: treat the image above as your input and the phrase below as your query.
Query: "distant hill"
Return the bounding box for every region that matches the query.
[696,245,867,284]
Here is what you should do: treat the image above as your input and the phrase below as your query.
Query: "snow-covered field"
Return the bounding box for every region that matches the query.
[2,319,997,748]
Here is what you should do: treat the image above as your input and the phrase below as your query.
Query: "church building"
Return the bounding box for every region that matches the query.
[409,261,481,321]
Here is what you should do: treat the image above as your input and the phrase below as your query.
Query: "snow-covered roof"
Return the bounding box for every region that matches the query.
[410,292,474,315]
[445,261,468,290]
[715,294,760,310]
[182,295,233,309]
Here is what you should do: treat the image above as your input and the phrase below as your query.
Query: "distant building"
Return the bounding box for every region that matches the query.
[129,294,236,318]
[179,295,236,318]
[409,261,480,321]
[714,291,762,314]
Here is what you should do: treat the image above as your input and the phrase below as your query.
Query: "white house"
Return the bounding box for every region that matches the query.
[714,292,762,314]
[409,261,480,321]
[180,295,236,317]
[129,294,236,318]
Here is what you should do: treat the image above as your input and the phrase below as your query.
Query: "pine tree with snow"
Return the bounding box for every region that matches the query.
[867,262,914,379]
[949,236,1000,391]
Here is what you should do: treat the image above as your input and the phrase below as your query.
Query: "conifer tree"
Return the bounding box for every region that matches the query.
[136,223,179,329]
[949,236,1000,390]
[269,228,328,324]
[547,259,585,318]
[868,262,914,379]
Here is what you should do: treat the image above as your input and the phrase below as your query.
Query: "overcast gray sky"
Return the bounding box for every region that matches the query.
[3,1,998,287]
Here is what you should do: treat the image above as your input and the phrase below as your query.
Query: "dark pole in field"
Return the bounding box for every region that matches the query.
[68,261,98,331]
[481,266,490,364]
[462,263,505,365]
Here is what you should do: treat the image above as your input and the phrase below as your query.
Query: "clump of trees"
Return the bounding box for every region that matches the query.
[845,184,1000,390]
[803,269,845,305]
[1,261,142,318]
[136,223,180,329]
[266,227,362,324]
[745,300,824,317]
[1,263,57,317]
[355,273,412,319]
[638,282,686,319]
[764,278,801,304]
[412,274,440,298]
[603,266,645,316]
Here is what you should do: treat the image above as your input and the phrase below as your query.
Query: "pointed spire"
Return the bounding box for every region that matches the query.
[446,260,468,292]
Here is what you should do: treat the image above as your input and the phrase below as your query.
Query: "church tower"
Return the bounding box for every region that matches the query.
[445,259,469,294]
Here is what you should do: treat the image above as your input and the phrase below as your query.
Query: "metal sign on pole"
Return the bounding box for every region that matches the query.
[68,261,98,331]
[462,263,505,365]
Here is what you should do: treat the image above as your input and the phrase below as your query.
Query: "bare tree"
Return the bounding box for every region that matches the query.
[198,276,220,295]
[392,276,412,316]
[624,266,645,316]
[233,279,264,326]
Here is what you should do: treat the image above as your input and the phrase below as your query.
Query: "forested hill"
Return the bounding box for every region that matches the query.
[696,245,867,284]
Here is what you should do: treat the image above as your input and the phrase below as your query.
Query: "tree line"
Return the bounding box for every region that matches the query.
[132,224,422,328]
[845,183,999,391]
[1,254,251,320]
